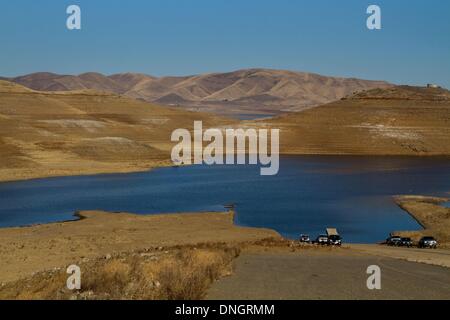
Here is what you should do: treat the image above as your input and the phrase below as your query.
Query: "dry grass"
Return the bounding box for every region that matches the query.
[261,86,450,156]
[0,80,232,182]
[0,244,240,300]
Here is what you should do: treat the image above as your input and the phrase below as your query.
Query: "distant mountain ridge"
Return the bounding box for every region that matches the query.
[4,69,393,117]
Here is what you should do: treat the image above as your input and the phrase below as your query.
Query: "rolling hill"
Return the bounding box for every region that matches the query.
[5,69,392,118]
[0,80,231,182]
[258,85,450,155]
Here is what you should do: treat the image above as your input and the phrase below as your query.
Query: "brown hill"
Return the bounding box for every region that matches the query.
[0,80,231,182]
[109,73,156,92]
[348,85,450,101]
[6,69,392,118]
[11,72,85,92]
[260,86,450,155]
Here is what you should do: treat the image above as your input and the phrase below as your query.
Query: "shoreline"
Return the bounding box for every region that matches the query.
[0,210,281,284]
[394,195,450,247]
[0,159,174,184]
[2,153,450,184]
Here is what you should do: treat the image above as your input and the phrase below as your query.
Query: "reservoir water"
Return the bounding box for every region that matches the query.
[1,156,449,243]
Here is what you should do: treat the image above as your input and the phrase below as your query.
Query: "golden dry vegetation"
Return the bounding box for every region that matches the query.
[0,244,241,300]
[0,80,232,182]
[257,86,450,155]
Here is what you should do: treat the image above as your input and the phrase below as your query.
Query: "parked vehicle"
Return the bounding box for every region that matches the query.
[418,236,438,249]
[399,237,413,247]
[326,228,339,237]
[316,235,329,245]
[299,234,311,243]
[328,235,342,246]
[326,228,342,246]
[386,236,402,246]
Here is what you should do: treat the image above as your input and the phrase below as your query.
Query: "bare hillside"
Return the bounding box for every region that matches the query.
[6,69,392,118]
[0,80,231,182]
[259,86,450,155]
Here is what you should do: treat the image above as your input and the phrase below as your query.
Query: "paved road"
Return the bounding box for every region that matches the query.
[349,244,450,268]
[207,251,450,300]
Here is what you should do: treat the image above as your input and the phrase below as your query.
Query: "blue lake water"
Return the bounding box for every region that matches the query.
[0,156,449,243]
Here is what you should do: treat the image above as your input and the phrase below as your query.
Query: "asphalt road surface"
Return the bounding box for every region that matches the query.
[207,251,450,300]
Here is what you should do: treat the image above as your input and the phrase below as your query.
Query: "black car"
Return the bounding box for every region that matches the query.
[386,236,402,246]
[418,236,438,249]
[328,235,342,246]
[399,237,413,247]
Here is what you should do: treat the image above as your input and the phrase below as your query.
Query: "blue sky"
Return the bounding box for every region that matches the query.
[1,0,449,88]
